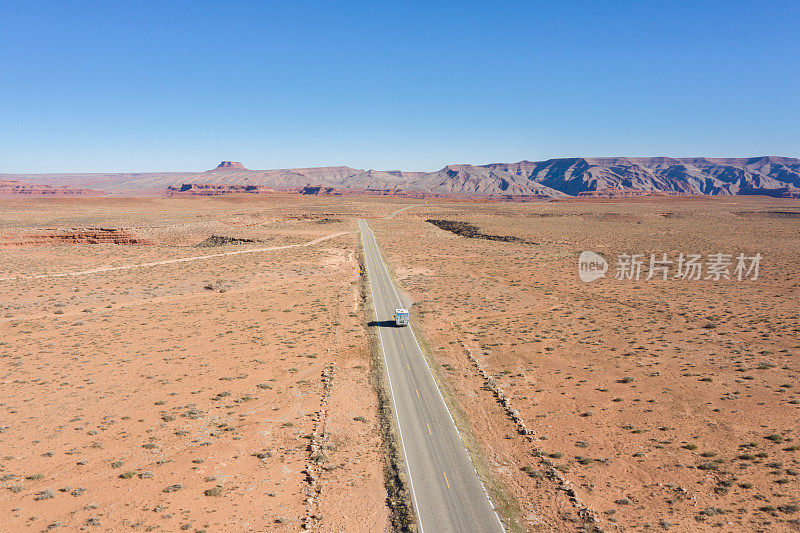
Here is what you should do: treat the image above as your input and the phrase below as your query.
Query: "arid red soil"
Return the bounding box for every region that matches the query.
[2,195,798,532]
[0,197,391,532]
[373,196,800,531]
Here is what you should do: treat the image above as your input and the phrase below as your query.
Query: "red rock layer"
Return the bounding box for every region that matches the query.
[0,180,107,197]
[0,228,152,247]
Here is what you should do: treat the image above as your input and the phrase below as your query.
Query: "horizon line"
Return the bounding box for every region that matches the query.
[1,154,798,176]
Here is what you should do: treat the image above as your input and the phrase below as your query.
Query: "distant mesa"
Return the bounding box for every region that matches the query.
[213,161,248,171]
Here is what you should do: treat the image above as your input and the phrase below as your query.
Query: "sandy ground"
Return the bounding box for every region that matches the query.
[3,195,799,532]
[0,197,391,532]
[371,197,800,531]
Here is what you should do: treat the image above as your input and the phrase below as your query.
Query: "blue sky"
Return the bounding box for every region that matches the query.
[1,1,798,173]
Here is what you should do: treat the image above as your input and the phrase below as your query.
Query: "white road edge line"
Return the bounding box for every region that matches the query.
[362,220,506,531]
[360,220,425,533]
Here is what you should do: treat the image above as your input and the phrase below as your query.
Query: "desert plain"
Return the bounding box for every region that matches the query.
[1,194,799,532]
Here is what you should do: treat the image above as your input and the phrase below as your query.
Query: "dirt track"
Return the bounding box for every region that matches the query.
[0,231,349,282]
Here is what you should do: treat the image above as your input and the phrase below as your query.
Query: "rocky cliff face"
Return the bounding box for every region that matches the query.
[410,164,568,197]
[455,156,800,197]
[0,228,151,247]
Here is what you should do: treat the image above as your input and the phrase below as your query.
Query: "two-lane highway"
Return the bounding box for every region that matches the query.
[359,219,504,533]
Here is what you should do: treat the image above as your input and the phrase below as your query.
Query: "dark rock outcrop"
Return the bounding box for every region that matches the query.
[197,235,261,247]
[166,183,274,196]
[298,185,343,196]
[426,219,532,244]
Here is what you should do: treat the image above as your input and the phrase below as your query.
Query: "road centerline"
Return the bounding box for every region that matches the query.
[359,219,504,532]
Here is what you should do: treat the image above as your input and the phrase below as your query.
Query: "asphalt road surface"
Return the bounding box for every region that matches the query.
[359,219,504,533]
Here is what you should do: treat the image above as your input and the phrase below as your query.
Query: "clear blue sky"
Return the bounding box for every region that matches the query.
[1,1,798,173]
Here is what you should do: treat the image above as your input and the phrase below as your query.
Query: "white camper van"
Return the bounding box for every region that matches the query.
[394,309,409,327]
